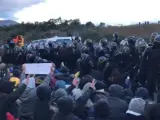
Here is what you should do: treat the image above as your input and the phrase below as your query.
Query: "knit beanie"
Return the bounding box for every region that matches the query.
[57,96,73,115]
[135,87,149,100]
[94,99,110,119]
[128,98,146,115]
[54,88,68,102]
[95,81,106,90]
[109,84,124,98]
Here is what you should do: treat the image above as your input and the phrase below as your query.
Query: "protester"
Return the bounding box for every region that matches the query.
[124,98,146,120]
[18,65,55,120]
[34,85,52,120]
[89,99,110,120]
[108,84,128,120]
[51,96,81,120]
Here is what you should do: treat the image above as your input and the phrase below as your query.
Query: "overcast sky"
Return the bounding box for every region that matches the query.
[0,0,160,25]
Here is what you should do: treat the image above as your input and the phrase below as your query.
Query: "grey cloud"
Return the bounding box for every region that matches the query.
[0,0,45,19]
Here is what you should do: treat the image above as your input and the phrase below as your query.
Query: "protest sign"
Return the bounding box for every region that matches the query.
[25,63,52,74]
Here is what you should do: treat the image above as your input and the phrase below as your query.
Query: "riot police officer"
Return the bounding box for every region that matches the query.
[113,32,120,45]
[139,35,160,97]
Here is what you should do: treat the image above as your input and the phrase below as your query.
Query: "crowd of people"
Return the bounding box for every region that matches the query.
[0,32,160,120]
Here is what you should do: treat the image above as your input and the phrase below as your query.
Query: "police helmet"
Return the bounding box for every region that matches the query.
[154,35,160,43]
[81,46,89,54]
[120,39,129,46]
[100,38,108,47]
[97,56,107,71]
[84,39,93,47]
[135,38,147,48]
[127,36,136,45]
[121,46,130,54]
[150,32,158,43]
[98,56,107,64]
[109,42,117,50]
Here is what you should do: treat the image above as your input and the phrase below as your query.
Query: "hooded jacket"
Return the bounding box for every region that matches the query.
[73,83,94,120]
[91,81,108,103]
[52,97,81,120]
[18,74,52,117]
[34,85,52,120]
[88,99,110,120]
[108,84,128,120]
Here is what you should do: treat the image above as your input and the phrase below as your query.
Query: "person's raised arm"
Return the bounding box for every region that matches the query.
[66,78,79,94]
[20,64,26,82]
[7,75,30,104]
[73,80,95,116]
[41,63,55,86]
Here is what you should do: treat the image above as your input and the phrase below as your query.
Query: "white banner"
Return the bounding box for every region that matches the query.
[25,63,52,74]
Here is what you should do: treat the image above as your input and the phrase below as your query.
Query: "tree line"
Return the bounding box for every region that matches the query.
[0,17,126,44]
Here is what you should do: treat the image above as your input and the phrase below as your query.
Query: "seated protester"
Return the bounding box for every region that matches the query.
[81,83,94,119]
[34,85,52,120]
[135,87,150,101]
[125,98,146,120]
[78,75,92,90]
[71,82,95,120]
[9,69,21,87]
[49,78,79,115]
[91,81,109,103]
[88,99,110,120]
[52,96,81,120]
[50,78,80,105]
[50,88,68,114]
[0,76,29,120]
[107,84,128,120]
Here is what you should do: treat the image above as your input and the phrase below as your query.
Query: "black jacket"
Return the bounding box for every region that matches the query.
[34,85,52,120]
[107,96,128,120]
[0,84,26,120]
[73,87,94,120]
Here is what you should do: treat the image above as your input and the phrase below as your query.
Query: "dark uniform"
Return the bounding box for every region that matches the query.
[139,35,160,97]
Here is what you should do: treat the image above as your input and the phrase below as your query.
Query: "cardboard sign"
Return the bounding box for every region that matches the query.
[25,63,52,74]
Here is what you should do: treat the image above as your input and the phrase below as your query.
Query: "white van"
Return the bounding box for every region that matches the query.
[46,36,81,46]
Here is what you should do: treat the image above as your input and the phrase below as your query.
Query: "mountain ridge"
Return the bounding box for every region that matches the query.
[0,20,18,26]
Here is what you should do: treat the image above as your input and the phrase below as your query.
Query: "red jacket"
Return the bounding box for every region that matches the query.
[6,112,14,120]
